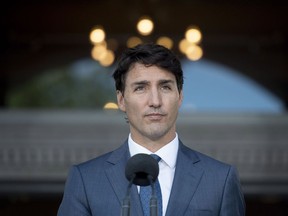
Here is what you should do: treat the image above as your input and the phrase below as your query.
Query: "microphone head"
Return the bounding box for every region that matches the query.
[125,153,159,186]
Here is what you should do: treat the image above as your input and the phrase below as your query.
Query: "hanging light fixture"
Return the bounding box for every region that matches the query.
[136,16,154,36]
[127,36,143,48]
[89,26,106,44]
[89,19,204,66]
[156,36,173,49]
[185,26,202,44]
[185,44,203,61]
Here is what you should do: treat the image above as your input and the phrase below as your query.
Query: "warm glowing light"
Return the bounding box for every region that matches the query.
[137,17,154,36]
[90,27,106,44]
[127,37,142,48]
[91,43,107,61]
[179,38,190,54]
[185,44,203,61]
[156,36,173,49]
[185,27,202,44]
[103,102,119,110]
[99,49,115,67]
[91,42,115,67]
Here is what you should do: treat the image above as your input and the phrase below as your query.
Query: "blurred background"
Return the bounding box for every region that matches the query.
[1,0,288,215]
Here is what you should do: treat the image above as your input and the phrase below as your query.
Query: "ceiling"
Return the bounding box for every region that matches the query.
[1,0,288,109]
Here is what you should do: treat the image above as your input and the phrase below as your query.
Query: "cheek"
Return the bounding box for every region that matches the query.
[123,99,139,115]
[126,101,141,113]
[126,101,147,121]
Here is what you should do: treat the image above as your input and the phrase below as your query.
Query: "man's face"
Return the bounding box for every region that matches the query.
[117,63,183,145]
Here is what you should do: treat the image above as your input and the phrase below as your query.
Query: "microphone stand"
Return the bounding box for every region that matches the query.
[121,174,135,216]
[148,175,158,216]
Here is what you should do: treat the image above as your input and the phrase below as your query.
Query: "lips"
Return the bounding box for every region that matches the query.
[145,113,166,120]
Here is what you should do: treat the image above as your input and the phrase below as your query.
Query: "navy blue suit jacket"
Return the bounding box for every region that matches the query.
[58,140,245,215]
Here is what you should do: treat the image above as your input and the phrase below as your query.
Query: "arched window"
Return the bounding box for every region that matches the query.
[181,59,284,113]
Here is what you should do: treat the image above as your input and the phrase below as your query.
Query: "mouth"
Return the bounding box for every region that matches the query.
[145,113,166,121]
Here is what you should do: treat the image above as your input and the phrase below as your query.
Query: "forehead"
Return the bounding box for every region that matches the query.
[126,63,176,83]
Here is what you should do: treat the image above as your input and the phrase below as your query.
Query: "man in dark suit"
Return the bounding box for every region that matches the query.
[58,43,245,216]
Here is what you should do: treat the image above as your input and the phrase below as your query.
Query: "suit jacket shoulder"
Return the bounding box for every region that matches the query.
[165,141,245,216]
[58,142,136,216]
[180,142,232,172]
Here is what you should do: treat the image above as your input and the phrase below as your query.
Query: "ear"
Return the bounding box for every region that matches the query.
[116,90,126,112]
[178,90,183,108]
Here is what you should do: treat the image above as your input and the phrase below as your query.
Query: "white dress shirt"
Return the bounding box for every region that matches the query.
[128,133,179,216]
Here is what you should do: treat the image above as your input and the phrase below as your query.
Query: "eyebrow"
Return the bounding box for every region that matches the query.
[159,79,174,85]
[131,79,175,86]
[132,80,149,85]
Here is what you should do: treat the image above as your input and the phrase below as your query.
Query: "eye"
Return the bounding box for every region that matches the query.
[134,86,145,92]
[161,85,172,91]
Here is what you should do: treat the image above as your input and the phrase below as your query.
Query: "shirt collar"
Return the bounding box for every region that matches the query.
[128,133,179,169]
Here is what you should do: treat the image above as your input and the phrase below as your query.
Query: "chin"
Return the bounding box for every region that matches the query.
[146,129,169,141]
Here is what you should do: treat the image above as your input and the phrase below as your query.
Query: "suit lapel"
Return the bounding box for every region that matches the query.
[166,142,204,216]
[105,142,143,216]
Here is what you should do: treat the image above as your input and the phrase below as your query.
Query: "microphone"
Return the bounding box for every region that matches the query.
[125,153,159,186]
[121,154,160,216]
[121,174,134,216]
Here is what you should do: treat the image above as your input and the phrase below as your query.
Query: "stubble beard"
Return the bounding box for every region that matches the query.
[130,118,176,143]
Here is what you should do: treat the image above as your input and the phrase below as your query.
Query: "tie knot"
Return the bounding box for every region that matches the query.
[150,154,161,162]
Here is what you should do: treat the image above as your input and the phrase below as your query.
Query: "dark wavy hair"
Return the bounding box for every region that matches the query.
[113,43,183,93]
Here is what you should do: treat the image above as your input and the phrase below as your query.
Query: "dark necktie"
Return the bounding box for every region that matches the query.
[140,154,163,216]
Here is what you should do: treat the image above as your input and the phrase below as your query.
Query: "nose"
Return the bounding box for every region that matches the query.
[148,88,162,108]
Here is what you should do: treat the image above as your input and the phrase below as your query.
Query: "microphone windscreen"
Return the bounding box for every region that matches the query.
[125,153,159,186]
